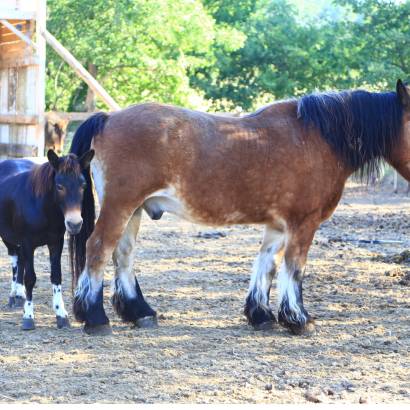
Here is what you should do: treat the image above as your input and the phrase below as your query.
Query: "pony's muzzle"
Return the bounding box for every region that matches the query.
[65,210,83,235]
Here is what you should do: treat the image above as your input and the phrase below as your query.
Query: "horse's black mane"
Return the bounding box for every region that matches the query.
[297,89,403,178]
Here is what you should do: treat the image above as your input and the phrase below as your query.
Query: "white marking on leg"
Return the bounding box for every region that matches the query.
[75,269,102,307]
[277,261,307,324]
[9,255,18,296]
[23,300,34,319]
[91,157,105,207]
[111,271,136,300]
[15,283,26,298]
[52,284,68,318]
[10,279,16,296]
[11,255,18,269]
[247,228,284,309]
[112,210,141,300]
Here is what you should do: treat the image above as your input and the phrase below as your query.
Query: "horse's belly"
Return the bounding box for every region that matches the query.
[143,186,268,226]
[143,187,202,223]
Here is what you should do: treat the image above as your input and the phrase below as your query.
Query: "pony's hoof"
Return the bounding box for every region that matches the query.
[252,319,277,331]
[135,315,158,328]
[21,318,35,331]
[83,323,112,336]
[56,316,71,329]
[8,296,26,308]
[8,296,15,308]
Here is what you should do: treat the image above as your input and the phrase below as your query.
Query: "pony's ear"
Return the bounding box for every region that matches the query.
[396,79,410,109]
[79,149,95,170]
[47,149,60,170]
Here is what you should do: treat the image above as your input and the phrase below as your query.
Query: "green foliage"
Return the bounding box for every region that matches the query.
[45,0,410,113]
[46,0,216,111]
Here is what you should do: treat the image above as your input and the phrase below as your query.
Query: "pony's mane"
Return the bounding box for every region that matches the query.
[30,154,81,196]
[297,89,403,178]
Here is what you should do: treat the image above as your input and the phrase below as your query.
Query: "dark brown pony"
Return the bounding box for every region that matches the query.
[69,79,410,336]
[0,150,93,330]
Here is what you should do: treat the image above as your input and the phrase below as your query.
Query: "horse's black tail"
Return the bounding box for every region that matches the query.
[69,112,108,292]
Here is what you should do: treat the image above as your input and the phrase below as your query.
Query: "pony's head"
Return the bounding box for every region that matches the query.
[47,149,94,234]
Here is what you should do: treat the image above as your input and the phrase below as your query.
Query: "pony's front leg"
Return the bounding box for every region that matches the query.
[48,239,70,329]
[277,222,317,335]
[73,202,137,335]
[111,208,157,328]
[244,227,284,330]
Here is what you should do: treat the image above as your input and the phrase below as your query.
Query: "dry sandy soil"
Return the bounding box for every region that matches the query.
[0,180,409,404]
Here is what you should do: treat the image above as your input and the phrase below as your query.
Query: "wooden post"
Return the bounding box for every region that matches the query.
[42,30,120,111]
[35,0,46,156]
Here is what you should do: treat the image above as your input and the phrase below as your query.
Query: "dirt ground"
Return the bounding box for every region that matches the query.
[0,180,409,404]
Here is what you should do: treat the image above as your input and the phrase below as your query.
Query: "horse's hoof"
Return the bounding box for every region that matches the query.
[21,318,35,331]
[252,320,277,331]
[8,296,15,308]
[135,315,158,328]
[56,316,71,329]
[83,323,112,336]
[282,319,316,336]
[14,296,25,308]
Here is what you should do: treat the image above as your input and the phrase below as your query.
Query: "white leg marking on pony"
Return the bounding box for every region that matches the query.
[52,285,68,318]
[9,255,18,296]
[15,283,26,298]
[23,300,34,319]
[247,228,284,309]
[11,255,18,269]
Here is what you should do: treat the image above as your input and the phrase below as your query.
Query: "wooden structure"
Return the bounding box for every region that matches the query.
[0,0,46,157]
[0,1,120,159]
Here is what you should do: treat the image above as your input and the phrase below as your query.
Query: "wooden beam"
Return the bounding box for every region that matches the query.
[42,30,121,111]
[0,55,38,69]
[0,10,36,20]
[0,142,38,157]
[46,111,96,122]
[0,114,39,125]
[0,19,37,49]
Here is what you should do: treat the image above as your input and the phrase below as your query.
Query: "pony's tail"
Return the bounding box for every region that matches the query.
[69,112,108,292]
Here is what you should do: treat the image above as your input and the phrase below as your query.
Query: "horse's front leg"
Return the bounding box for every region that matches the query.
[244,226,285,330]
[277,221,318,335]
[111,207,157,328]
[73,199,138,335]
[48,238,70,329]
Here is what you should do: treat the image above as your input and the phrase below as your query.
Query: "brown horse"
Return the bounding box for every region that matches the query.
[69,79,410,336]
[45,112,69,155]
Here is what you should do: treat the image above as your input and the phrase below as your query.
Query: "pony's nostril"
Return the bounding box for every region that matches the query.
[66,221,82,232]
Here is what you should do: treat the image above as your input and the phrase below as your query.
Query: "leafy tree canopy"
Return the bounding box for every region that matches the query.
[46,0,410,112]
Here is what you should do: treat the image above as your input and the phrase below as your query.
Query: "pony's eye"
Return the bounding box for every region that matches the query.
[56,184,64,191]
[81,182,87,189]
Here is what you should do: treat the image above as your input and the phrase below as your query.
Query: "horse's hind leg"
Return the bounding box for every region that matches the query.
[244,227,284,330]
[277,221,317,335]
[4,241,25,308]
[111,208,157,328]
[21,244,36,331]
[48,238,70,329]
[73,199,139,335]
